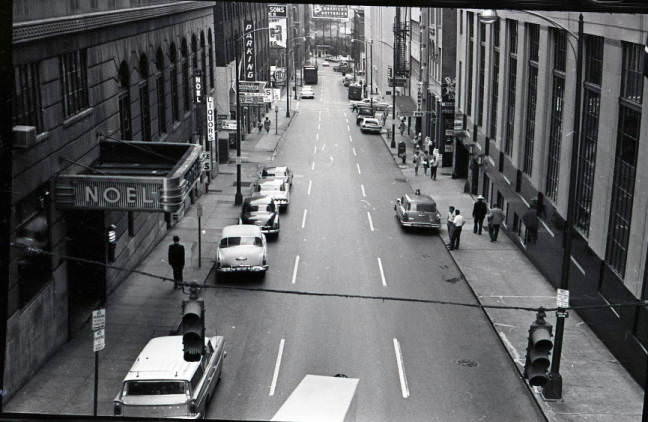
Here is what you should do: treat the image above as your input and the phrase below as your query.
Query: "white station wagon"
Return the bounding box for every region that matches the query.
[216,225,268,275]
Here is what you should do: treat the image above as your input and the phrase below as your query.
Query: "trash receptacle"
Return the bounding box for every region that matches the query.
[397,141,406,158]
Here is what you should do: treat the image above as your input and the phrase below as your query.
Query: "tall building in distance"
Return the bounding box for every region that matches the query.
[455,10,648,384]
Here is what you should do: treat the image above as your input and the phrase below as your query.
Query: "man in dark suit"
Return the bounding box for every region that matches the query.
[472,195,488,235]
[168,235,185,289]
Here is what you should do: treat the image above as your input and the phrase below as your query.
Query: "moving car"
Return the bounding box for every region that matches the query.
[360,118,382,134]
[240,195,280,237]
[216,225,268,274]
[253,178,290,210]
[300,86,315,99]
[113,335,225,419]
[321,61,330,67]
[259,165,293,189]
[356,107,375,125]
[394,192,442,230]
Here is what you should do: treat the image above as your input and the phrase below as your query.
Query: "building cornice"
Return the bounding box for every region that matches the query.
[13,1,214,45]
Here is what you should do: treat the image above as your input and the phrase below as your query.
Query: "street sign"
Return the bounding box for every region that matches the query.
[92,309,105,331]
[206,96,215,142]
[273,88,281,101]
[240,94,265,105]
[268,4,286,18]
[239,81,266,93]
[93,329,105,352]
[217,119,237,130]
[312,4,349,20]
[388,77,408,87]
[556,288,569,308]
[194,72,203,104]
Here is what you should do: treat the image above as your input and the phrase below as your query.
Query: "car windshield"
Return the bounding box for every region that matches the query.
[412,203,436,212]
[260,184,284,191]
[220,236,263,248]
[245,204,274,213]
[123,381,187,396]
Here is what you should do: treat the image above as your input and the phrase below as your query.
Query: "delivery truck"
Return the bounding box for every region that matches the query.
[303,65,318,85]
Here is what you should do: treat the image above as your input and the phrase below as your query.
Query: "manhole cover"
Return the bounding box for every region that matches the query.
[457,359,478,367]
[394,177,408,183]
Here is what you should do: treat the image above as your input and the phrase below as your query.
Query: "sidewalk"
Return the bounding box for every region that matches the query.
[379,132,644,421]
[3,94,296,416]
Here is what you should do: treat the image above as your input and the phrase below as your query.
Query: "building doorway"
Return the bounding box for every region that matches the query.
[454,140,469,178]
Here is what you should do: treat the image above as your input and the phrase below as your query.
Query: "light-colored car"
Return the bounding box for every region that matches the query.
[216,225,268,274]
[240,195,280,237]
[259,165,293,189]
[321,61,330,67]
[253,178,290,210]
[394,192,442,230]
[301,86,315,99]
[360,118,382,134]
[113,335,225,419]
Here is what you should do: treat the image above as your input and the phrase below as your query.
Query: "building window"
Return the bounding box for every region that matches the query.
[118,61,132,139]
[460,10,463,34]
[200,32,207,92]
[490,19,500,138]
[128,212,135,237]
[182,40,191,113]
[545,30,567,202]
[156,49,166,135]
[140,83,151,140]
[59,49,88,118]
[523,24,539,176]
[504,20,517,156]
[574,35,604,236]
[478,22,486,127]
[605,43,643,277]
[170,44,179,123]
[13,62,43,133]
[467,12,474,116]
[208,30,214,89]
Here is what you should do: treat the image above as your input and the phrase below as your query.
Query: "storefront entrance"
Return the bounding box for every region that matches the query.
[454,140,469,179]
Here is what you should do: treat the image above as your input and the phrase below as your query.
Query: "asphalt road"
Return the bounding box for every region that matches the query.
[205,68,545,421]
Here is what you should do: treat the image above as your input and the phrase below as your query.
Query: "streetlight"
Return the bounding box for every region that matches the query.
[480,10,583,401]
[275,105,278,135]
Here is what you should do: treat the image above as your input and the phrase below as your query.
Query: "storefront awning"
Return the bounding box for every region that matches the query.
[55,141,203,214]
[395,95,418,117]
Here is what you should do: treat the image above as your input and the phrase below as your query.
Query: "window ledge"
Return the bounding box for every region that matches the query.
[63,107,94,128]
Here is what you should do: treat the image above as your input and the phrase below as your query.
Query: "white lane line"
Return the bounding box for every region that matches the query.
[322,144,326,152]
[318,123,321,130]
[301,209,308,229]
[393,338,410,398]
[367,212,374,232]
[377,257,387,287]
[343,112,347,117]
[318,111,322,121]
[349,135,353,143]
[571,255,586,276]
[269,338,285,396]
[540,220,555,238]
[356,163,361,175]
[307,179,312,196]
[361,184,366,197]
[352,147,357,156]
[347,124,350,132]
[313,145,317,154]
[346,118,349,124]
[291,255,300,284]
[311,161,315,171]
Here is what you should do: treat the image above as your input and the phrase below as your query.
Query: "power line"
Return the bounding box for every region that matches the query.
[11,242,648,313]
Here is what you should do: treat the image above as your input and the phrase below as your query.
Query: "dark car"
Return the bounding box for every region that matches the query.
[240,195,280,238]
[356,107,375,125]
[394,192,442,230]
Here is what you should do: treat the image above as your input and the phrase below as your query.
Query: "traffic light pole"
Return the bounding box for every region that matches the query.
[234,43,242,206]
[391,32,396,148]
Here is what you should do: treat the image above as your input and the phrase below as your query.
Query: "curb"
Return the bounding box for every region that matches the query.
[379,130,550,422]
[272,109,298,161]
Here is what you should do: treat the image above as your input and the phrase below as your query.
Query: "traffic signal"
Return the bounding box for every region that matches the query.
[524,309,553,386]
[181,299,205,362]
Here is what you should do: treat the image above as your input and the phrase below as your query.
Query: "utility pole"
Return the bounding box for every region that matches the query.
[286,6,291,117]
[234,39,242,205]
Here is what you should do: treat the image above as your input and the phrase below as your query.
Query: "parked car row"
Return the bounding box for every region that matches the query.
[214,166,294,278]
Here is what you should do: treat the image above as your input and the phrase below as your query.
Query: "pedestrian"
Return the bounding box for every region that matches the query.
[450,209,465,250]
[487,206,505,242]
[536,192,546,218]
[422,150,430,176]
[430,148,439,180]
[415,132,422,148]
[424,136,433,155]
[413,149,420,176]
[398,139,407,164]
[399,119,405,135]
[522,204,539,245]
[264,116,271,133]
[258,120,263,132]
[447,206,456,246]
[168,235,185,289]
[472,195,488,235]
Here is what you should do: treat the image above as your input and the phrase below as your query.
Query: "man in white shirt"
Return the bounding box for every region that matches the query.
[450,209,465,250]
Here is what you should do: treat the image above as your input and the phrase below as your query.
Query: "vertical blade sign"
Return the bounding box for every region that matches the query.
[244,20,256,81]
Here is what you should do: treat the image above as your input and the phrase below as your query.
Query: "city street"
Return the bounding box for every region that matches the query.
[203,67,544,420]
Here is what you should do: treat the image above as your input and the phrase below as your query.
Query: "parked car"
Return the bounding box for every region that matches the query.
[113,335,225,419]
[240,195,280,238]
[349,97,388,112]
[300,86,315,99]
[252,178,290,210]
[394,192,442,230]
[356,107,375,125]
[259,165,293,189]
[321,61,330,67]
[360,118,382,134]
[216,225,268,274]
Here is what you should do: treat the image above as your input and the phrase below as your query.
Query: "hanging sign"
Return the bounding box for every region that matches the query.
[243,20,256,81]
[206,96,215,143]
[194,71,202,104]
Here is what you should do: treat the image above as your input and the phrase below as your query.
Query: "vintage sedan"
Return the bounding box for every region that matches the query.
[259,165,293,189]
[360,118,382,134]
[394,192,442,230]
[240,195,280,238]
[252,178,290,210]
[356,106,375,125]
[300,86,315,99]
[216,225,268,274]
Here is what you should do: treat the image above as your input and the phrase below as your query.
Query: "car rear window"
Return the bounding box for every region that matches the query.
[123,381,188,396]
[220,236,263,248]
[412,203,437,212]
[244,204,274,213]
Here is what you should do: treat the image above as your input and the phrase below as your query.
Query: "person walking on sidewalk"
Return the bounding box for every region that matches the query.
[472,195,488,235]
[450,209,465,250]
[447,206,456,246]
[487,206,505,242]
[264,116,271,133]
[168,235,185,289]
[522,203,539,245]
[422,150,430,176]
[413,149,421,175]
[430,148,439,180]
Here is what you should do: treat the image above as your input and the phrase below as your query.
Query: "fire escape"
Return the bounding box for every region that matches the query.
[393,8,410,77]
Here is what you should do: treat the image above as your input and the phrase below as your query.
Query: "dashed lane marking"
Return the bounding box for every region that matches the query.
[269,338,285,396]
[393,338,410,398]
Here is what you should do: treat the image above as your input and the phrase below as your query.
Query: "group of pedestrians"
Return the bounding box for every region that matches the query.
[446,196,506,250]
[412,136,440,180]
